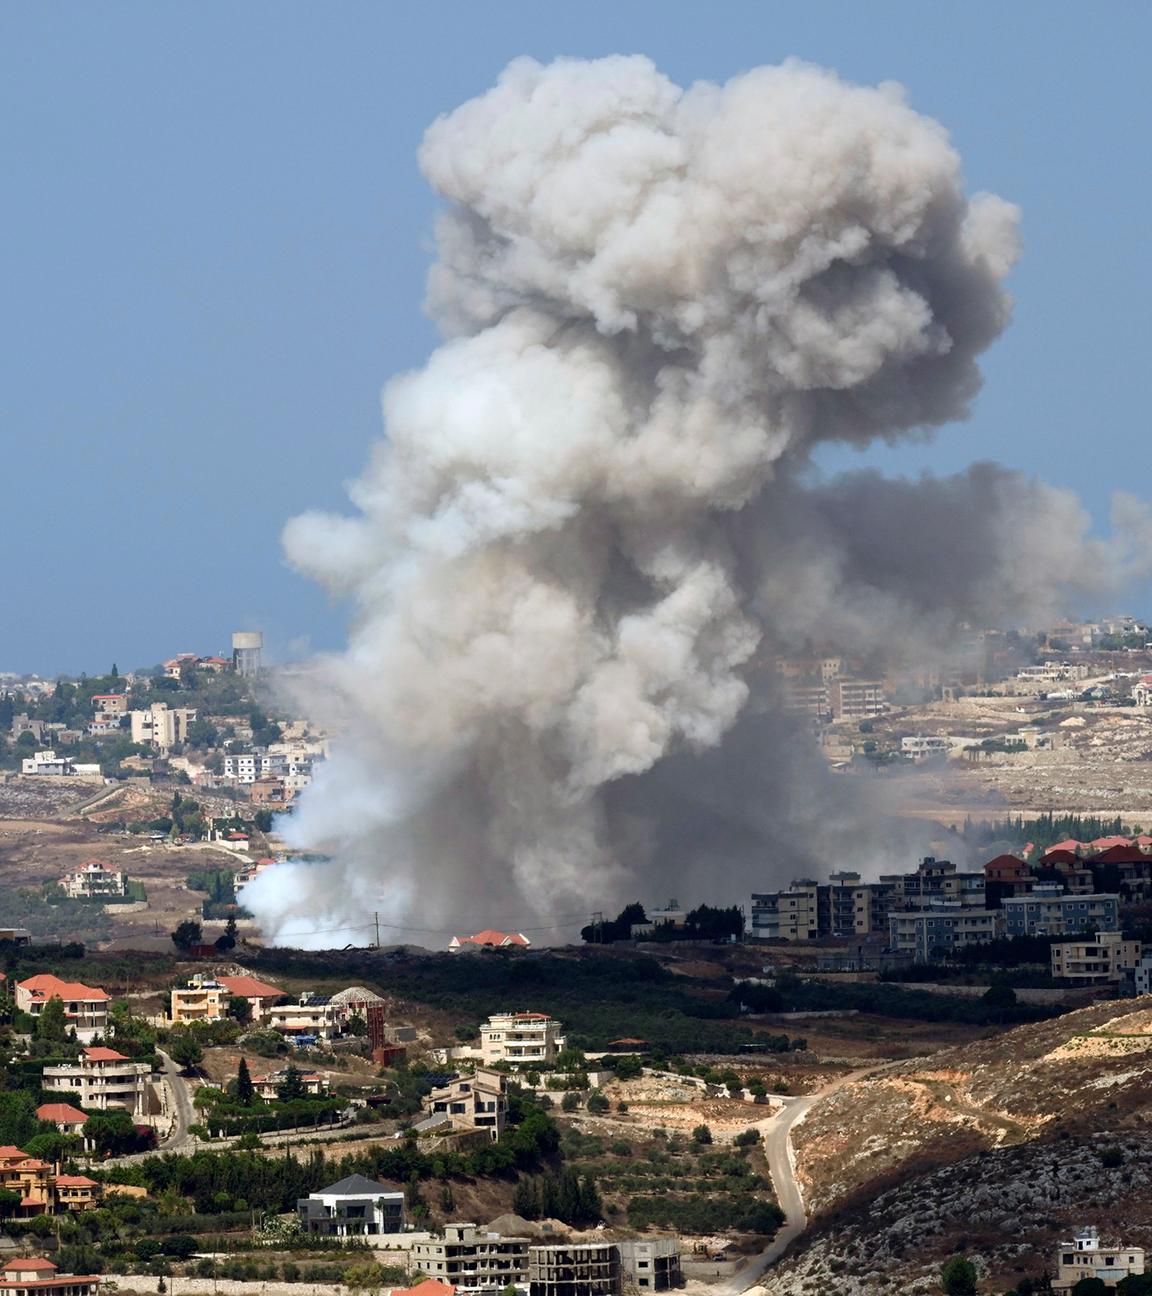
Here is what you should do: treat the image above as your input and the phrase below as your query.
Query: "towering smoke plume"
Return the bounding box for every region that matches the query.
[244,55,1142,947]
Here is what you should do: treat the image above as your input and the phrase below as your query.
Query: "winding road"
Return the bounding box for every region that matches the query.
[158,1049,196,1152]
[721,1063,898,1294]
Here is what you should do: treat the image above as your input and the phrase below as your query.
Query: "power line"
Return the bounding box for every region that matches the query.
[256,912,592,941]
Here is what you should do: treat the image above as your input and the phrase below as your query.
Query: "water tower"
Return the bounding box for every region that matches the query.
[232,630,263,677]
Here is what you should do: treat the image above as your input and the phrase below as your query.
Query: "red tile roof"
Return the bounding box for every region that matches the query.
[2,1260,58,1273]
[457,929,529,947]
[1092,844,1148,864]
[82,1047,129,1063]
[402,1282,456,1296]
[1040,849,1081,865]
[1047,839,1086,854]
[36,1103,88,1124]
[1090,835,1131,850]
[18,974,109,1002]
[54,1175,98,1188]
[0,1146,28,1162]
[217,975,282,999]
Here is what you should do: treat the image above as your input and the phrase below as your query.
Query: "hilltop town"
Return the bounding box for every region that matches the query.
[2,617,1152,1296]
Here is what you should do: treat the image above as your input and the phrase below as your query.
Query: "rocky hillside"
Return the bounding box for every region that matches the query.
[792,998,1152,1216]
[766,1133,1152,1295]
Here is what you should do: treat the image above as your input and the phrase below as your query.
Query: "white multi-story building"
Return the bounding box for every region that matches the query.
[1051,931,1143,985]
[479,1012,566,1067]
[60,859,127,900]
[222,751,286,784]
[268,995,347,1041]
[42,1047,154,1117]
[887,902,1001,961]
[1054,1226,1144,1292]
[130,703,196,752]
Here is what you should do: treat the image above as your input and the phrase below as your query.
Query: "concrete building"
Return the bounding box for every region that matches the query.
[91,694,128,717]
[170,980,229,1024]
[223,751,285,784]
[41,1047,154,1117]
[780,680,830,720]
[887,902,1001,961]
[0,928,32,945]
[900,735,952,760]
[15,975,109,1043]
[529,1243,621,1296]
[20,750,75,776]
[423,1068,508,1140]
[129,702,196,753]
[60,860,126,900]
[410,1224,530,1290]
[232,631,263,677]
[831,678,887,721]
[1003,886,1119,937]
[1054,1226,1144,1292]
[0,1258,100,1296]
[479,1012,566,1067]
[1051,931,1142,985]
[268,995,346,1041]
[297,1174,404,1237]
[618,1239,681,1292]
[1135,950,1152,997]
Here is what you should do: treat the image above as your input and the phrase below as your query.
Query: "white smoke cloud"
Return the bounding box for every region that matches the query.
[244,55,1143,948]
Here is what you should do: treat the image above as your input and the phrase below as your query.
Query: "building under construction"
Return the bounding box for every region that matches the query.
[529,1243,621,1296]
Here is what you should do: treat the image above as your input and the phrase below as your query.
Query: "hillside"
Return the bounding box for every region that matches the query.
[792,998,1152,1217]
[767,1133,1152,1295]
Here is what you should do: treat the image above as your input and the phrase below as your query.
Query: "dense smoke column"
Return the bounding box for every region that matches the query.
[245,54,1032,947]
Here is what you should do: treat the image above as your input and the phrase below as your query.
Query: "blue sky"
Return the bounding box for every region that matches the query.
[3,2,1149,675]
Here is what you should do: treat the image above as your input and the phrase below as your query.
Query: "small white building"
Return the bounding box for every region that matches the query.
[1054,1225,1144,1291]
[21,749,75,776]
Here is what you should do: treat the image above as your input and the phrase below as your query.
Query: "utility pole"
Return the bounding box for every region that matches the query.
[591,911,604,943]
[374,913,381,949]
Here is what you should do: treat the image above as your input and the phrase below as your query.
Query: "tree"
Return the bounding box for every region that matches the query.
[1070,1280,1109,1296]
[614,1054,643,1080]
[167,1033,204,1070]
[227,995,253,1026]
[171,919,203,951]
[253,809,274,833]
[0,1189,21,1220]
[586,1092,609,1114]
[691,1124,713,1145]
[940,1255,978,1295]
[236,1058,256,1106]
[561,1092,580,1112]
[983,983,1017,1008]
[276,1063,306,1103]
[34,995,70,1045]
[216,914,238,952]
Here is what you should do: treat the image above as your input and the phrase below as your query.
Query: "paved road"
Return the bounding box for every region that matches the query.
[158,1049,196,1152]
[720,1064,899,1294]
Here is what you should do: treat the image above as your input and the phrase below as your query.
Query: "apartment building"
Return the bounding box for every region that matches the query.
[42,1047,154,1117]
[749,880,820,941]
[1051,932,1142,985]
[60,860,126,900]
[0,1258,100,1296]
[91,694,128,717]
[424,1068,508,1140]
[1135,950,1152,997]
[529,1243,621,1296]
[888,902,1002,961]
[297,1174,405,1237]
[129,702,196,752]
[831,678,887,721]
[900,735,951,760]
[618,1239,681,1292]
[170,980,229,1024]
[223,751,285,784]
[1054,1226,1144,1292]
[479,1012,566,1067]
[15,975,109,1043]
[780,680,830,720]
[411,1224,529,1290]
[1003,886,1119,937]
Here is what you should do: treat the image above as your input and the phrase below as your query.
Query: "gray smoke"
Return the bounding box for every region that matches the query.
[242,55,1145,948]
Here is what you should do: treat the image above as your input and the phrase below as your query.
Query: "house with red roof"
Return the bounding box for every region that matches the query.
[0,1257,100,1295]
[1090,835,1132,851]
[1037,849,1095,894]
[983,854,1032,901]
[216,974,284,1021]
[15,976,109,1043]
[36,1103,89,1137]
[447,930,531,954]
